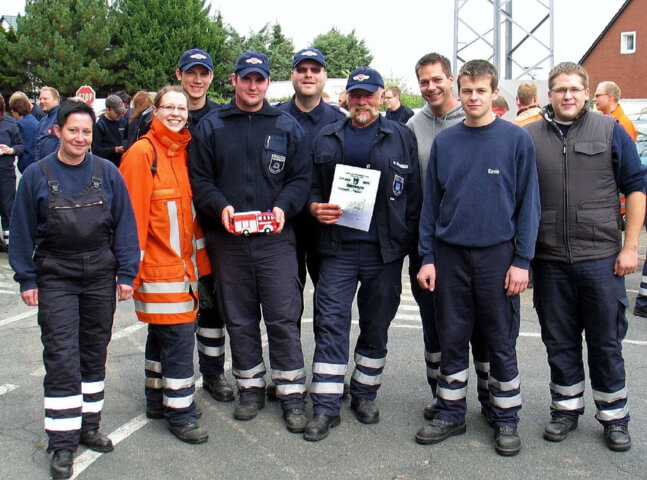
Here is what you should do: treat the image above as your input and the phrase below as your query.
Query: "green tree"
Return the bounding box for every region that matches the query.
[240,23,294,81]
[14,0,118,97]
[311,28,373,78]
[113,0,228,96]
[0,26,24,96]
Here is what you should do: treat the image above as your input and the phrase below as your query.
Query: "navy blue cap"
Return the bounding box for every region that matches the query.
[235,51,270,78]
[178,48,214,72]
[292,48,326,68]
[346,66,384,93]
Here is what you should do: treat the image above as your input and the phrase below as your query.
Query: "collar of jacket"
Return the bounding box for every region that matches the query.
[219,99,281,118]
[328,114,397,139]
[286,96,327,123]
[148,116,191,154]
[540,101,590,128]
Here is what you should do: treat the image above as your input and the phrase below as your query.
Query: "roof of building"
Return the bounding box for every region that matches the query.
[0,15,18,32]
[579,0,632,64]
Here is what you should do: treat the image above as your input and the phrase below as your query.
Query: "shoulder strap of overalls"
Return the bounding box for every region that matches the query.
[38,158,61,196]
[89,155,103,191]
[140,137,158,177]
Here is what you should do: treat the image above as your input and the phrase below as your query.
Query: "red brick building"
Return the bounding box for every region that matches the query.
[580,0,646,99]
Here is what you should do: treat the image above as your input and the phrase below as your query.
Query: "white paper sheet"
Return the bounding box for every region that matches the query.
[328,164,381,232]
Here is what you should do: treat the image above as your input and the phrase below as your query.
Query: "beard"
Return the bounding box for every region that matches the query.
[350,106,379,125]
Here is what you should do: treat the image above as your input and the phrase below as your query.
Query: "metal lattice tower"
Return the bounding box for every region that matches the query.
[453,0,554,80]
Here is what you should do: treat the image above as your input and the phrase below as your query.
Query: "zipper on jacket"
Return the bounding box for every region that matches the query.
[561,135,572,263]
[52,200,104,210]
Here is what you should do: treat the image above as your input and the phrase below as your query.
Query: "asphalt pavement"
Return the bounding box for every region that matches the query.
[1,250,647,480]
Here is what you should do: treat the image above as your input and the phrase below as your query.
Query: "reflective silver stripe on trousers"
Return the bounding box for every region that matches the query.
[166,200,182,258]
[237,378,266,389]
[642,275,647,283]
[312,362,347,376]
[196,237,206,250]
[639,287,647,296]
[233,362,266,379]
[438,368,469,384]
[310,382,345,394]
[425,350,441,363]
[437,386,467,401]
[276,384,307,396]
[596,405,630,422]
[478,377,489,391]
[355,353,386,369]
[491,393,522,409]
[551,397,585,411]
[474,361,490,373]
[44,416,82,431]
[44,395,83,410]
[81,381,105,395]
[196,327,224,339]
[82,400,104,413]
[140,250,145,261]
[352,370,382,386]
[550,380,585,396]
[138,281,190,294]
[164,376,194,390]
[163,394,194,409]
[135,300,195,315]
[489,374,521,392]
[427,366,438,380]
[593,387,628,404]
[271,368,306,381]
[197,342,224,357]
[146,378,163,389]
[145,360,162,374]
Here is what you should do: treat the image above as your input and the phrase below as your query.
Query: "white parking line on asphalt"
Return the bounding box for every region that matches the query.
[0,384,18,396]
[0,289,18,295]
[111,323,146,340]
[0,310,36,327]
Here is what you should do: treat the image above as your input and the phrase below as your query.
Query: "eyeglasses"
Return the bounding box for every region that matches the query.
[550,87,586,96]
[594,93,610,98]
[158,105,188,114]
[295,66,322,74]
[384,96,394,100]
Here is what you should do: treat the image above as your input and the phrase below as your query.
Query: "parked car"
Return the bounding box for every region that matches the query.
[636,127,647,166]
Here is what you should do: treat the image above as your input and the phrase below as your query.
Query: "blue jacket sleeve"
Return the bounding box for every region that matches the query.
[418,140,441,265]
[10,124,25,157]
[511,132,540,269]
[612,123,647,195]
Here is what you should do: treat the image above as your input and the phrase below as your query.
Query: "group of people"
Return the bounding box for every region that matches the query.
[3,45,645,479]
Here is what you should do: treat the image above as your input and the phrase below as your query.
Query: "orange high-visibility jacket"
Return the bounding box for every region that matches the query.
[120,117,211,325]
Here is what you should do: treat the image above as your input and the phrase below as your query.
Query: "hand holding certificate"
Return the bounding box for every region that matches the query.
[328,164,381,231]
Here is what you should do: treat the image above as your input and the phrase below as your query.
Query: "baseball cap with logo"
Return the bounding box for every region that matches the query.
[346,66,384,93]
[292,48,327,69]
[178,48,214,72]
[235,51,271,79]
[105,95,126,114]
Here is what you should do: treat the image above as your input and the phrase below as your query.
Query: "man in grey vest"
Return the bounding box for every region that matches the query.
[526,62,645,452]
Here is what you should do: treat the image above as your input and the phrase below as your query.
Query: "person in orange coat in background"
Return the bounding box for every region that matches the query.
[120,85,211,444]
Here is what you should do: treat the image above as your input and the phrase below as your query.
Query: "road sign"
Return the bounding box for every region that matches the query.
[76,85,96,105]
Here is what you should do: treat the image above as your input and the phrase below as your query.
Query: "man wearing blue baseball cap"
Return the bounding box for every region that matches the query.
[269,48,346,400]
[304,66,421,441]
[189,51,311,434]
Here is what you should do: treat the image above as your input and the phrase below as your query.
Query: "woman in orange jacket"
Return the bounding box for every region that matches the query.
[120,85,210,444]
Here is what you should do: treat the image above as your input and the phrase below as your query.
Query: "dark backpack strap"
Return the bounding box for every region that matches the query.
[38,158,61,195]
[90,154,103,190]
[140,137,158,177]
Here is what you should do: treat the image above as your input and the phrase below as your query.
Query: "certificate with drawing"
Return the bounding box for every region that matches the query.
[328,164,381,232]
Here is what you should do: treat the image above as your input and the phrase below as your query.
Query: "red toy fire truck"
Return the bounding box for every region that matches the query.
[228,210,278,236]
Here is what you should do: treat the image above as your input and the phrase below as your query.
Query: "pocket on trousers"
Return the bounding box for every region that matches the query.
[509,296,521,342]
[617,297,629,341]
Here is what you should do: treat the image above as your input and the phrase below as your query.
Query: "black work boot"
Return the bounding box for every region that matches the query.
[494,425,521,456]
[203,373,235,402]
[543,415,578,442]
[233,400,265,420]
[168,421,209,444]
[415,418,466,445]
[283,407,308,433]
[350,397,379,424]
[79,429,114,452]
[303,414,341,442]
[50,449,73,479]
[604,424,631,452]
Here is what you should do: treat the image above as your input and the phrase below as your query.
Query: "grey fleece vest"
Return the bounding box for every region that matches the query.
[527,110,620,263]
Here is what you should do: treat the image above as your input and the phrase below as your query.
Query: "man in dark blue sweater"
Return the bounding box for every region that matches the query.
[34,87,60,162]
[92,95,127,167]
[384,86,414,124]
[416,60,540,456]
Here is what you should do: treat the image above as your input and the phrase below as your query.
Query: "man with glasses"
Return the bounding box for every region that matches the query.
[271,49,345,399]
[384,86,414,124]
[594,81,637,141]
[526,62,645,452]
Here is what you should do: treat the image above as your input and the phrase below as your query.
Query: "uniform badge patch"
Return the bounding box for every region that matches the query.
[393,175,404,196]
[269,154,286,174]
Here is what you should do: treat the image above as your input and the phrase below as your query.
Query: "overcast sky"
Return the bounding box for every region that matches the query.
[2,0,627,89]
